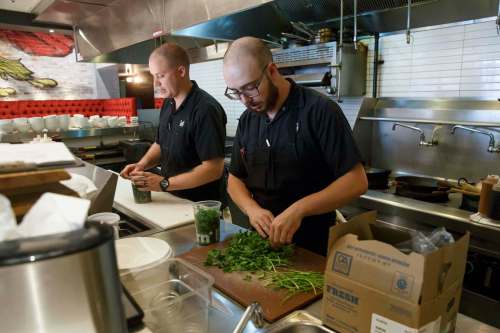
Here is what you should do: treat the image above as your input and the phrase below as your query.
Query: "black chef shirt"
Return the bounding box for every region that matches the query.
[229,80,362,255]
[156,81,227,202]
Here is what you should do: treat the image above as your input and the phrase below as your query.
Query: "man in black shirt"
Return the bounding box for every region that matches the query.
[223,37,367,255]
[121,43,227,202]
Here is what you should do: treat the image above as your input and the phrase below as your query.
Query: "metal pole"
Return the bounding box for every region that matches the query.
[354,0,357,50]
[372,33,380,98]
[337,0,344,102]
[406,0,411,44]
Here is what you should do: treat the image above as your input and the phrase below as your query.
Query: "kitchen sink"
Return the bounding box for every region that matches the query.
[258,311,335,333]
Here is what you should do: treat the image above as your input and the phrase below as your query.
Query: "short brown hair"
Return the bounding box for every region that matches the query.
[224,37,273,69]
[151,43,190,71]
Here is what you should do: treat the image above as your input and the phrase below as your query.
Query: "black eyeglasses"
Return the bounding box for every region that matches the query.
[224,64,269,101]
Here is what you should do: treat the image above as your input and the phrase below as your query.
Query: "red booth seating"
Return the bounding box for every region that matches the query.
[0,98,136,119]
[0,101,19,119]
[154,98,163,109]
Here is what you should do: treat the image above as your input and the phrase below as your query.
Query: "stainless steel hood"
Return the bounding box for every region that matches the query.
[34,0,500,61]
[35,0,273,60]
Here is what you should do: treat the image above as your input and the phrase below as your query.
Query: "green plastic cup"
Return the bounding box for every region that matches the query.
[132,183,152,204]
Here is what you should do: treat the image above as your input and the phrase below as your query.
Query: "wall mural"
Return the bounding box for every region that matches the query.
[0,29,99,100]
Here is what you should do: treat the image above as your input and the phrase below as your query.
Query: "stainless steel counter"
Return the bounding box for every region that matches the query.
[124,220,500,333]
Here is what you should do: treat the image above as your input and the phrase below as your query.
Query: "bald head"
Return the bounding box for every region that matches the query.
[224,37,273,69]
[150,43,190,72]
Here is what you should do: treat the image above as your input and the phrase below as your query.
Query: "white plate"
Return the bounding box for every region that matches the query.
[115,237,173,271]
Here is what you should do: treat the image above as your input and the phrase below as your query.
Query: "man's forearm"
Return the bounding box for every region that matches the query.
[292,163,368,219]
[167,159,224,191]
[227,174,261,215]
[137,143,161,170]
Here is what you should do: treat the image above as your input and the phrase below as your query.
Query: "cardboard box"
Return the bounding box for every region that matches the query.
[322,211,469,333]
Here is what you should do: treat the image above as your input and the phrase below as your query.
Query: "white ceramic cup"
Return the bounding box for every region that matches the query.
[0,119,14,133]
[107,116,119,127]
[43,115,59,131]
[29,117,45,133]
[58,114,70,131]
[13,117,30,133]
[118,116,127,127]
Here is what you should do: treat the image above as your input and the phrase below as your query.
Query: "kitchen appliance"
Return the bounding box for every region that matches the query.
[365,167,391,190]
[120,139,151,164]
[394,176,450,203]
[0,223,127,333]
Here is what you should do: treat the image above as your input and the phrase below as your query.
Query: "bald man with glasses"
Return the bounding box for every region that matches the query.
[223,37,368,256]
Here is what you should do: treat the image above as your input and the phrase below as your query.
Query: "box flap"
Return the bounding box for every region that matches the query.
[327,211,375,257]
[420,232,470,302]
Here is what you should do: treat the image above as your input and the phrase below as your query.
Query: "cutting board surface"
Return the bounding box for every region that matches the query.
[179,239,326,322]
[114,177,194,229]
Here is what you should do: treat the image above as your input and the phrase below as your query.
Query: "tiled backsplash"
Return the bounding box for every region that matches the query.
[191,18,500,137]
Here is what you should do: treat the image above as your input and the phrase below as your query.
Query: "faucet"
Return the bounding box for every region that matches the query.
[451,125,500,153]
[392,123,438,147]
[232,302,264,333]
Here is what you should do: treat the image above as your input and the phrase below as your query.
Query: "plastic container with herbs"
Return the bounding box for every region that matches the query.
[193,200,221,245]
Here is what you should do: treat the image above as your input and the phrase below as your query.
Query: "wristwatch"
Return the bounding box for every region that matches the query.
[159,177,170,192]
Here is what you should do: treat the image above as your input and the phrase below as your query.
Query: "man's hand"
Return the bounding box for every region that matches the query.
[130,171,163,192]
[269,205,303,247]
[120,163,144,179]
[246,206,274,238]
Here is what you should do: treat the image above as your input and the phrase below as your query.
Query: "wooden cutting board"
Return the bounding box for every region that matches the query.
[179,240,326,322]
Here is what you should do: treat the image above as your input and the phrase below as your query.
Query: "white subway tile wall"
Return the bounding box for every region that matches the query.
[189,60,245,137]
[189,18,500,136]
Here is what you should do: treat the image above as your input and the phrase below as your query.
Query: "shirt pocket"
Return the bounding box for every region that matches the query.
[243,147,270,190]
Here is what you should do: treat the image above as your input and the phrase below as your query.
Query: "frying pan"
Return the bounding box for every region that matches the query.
[395,176,450,203]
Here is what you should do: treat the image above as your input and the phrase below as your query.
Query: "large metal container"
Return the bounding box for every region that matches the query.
[0,223,126,333]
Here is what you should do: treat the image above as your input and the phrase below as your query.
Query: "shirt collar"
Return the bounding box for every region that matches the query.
[168,80,199,113]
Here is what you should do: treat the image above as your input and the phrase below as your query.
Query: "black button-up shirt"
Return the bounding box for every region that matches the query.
[156,81,227,202]
[229,80,362,255]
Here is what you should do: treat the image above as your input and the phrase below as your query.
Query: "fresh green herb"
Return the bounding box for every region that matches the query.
[204,231,324,302]
[204,231,294,272]
[194,207,220,244]
[261,270,324,303]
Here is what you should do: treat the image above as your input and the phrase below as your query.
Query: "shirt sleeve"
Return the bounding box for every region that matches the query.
[312,100,362,178]
[193,102,227,161]
[229,121,247,179]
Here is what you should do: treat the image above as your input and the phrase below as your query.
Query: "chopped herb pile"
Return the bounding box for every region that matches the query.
[204,231,294,272]
[204,231,324,301]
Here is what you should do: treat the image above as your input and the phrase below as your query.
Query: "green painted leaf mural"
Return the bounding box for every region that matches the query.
[0,56,58,98]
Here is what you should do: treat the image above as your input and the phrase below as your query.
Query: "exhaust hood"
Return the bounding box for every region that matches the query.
[35,0,500,61]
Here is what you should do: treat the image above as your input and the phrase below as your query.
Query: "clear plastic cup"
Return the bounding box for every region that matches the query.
[132,183,152,204]
[193,200,221,245]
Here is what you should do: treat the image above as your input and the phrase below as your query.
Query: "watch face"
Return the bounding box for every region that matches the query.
[160,178,169,191]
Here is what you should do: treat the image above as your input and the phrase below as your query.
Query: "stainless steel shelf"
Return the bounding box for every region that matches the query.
[359,116,500,127]
[1,126,139,142]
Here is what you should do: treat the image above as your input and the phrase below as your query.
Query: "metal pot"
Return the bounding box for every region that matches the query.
[365,167,391,190]
[0,223,126,333]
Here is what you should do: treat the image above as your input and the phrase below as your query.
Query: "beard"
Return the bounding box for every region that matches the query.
[247,78,279,112]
